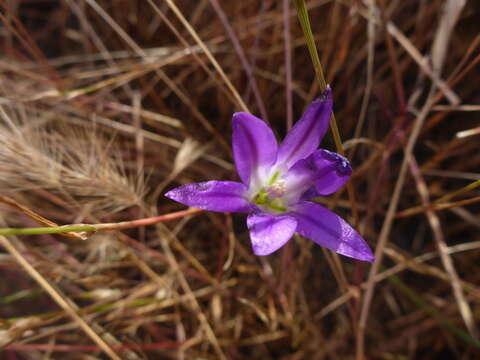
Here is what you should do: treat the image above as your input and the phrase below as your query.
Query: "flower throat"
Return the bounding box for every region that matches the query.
[252,171,287,213]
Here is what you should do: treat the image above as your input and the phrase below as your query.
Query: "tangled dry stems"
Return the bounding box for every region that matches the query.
[0,0,479,359]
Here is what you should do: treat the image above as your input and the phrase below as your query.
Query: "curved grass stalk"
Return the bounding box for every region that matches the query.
[0,208,203,237]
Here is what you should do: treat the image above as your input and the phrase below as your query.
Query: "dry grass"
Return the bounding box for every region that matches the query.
[0,0,479,359]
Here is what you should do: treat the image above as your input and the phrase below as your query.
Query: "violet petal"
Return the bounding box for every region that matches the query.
[311,149,351,195]
[286,149,352,201]
[292,201,374,262]
[232,112,278,185]
[247,212,297,256]
[276,87,333,169]
[165,181,251,213]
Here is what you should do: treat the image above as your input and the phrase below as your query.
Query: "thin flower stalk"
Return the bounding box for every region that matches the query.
[0,208,203,237]
[293,0,359,226]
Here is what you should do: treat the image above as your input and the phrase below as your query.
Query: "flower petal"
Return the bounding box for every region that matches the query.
[247,212,297,256]
[292,201,374,262]
[165,181,251,213]
[311,150,352,195]
[276,87,333,169]
[284,149,352,202]
[232,112,278,186]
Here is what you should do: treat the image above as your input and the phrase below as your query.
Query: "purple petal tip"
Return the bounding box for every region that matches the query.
[293,201,374,262]
[164,189,178,201]
[352,247,375,263]
[165,181,251,213]
[276,87,333,168]
[311,86,332,104]
[247,213,297,256]
[232,112,278,185]
[320,149,352,177]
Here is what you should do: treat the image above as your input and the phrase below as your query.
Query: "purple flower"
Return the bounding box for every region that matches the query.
[165,87,374,262]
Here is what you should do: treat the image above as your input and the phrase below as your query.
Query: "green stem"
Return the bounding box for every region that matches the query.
[436,179,480,204]
[293,0,327,91]
[293,0,358,225]
[293,0,344,154]
[0,225,97,236]
[0,208,203,237]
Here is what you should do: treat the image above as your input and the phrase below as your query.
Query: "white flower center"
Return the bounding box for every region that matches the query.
[251,171,288,213]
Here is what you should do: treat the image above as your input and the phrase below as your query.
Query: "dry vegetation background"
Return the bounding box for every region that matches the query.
[0,0,479,359]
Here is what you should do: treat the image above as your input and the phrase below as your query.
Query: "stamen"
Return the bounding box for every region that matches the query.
[267,171,281,185]
[251,171,288,213]
[267,180,286,198]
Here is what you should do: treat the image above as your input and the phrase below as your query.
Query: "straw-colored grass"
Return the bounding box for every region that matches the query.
[0,0,479,359]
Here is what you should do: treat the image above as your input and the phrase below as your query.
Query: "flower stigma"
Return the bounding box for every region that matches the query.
[252,171,288,213]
